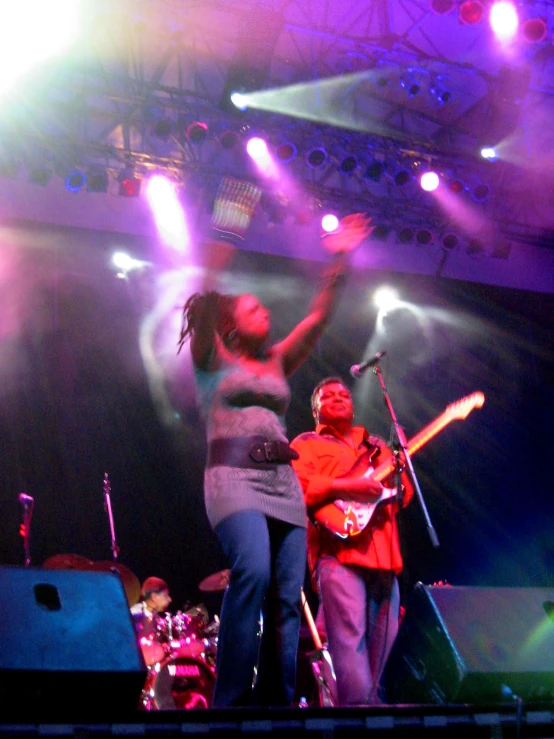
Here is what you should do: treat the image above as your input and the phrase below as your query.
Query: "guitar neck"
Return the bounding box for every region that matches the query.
[301,589,323,650]
[371,409,457,482]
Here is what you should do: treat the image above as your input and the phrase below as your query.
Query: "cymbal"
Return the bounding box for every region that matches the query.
[43,553,94,571]
[198,569,230,592]
[91,560,141,607]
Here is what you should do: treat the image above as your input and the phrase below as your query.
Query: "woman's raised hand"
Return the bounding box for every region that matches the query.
[322,213,373,254]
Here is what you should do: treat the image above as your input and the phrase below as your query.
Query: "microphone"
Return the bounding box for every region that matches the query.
[18,493,34,510]
[350,351,387,378]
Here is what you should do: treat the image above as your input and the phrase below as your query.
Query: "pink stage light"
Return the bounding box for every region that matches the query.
[246,137,269,160]
[420,171,440,192]
[459,0,485,24]
[321,214,339,233]
[146,175,189,252]
[490,1,519,40]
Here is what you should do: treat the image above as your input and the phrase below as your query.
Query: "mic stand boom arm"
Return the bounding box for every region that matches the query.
[373,364,439,549]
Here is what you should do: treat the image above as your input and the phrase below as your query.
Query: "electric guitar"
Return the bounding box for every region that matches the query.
[313,391,485,538]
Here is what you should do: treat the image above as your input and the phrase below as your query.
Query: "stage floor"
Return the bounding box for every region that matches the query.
[1,702,554,738]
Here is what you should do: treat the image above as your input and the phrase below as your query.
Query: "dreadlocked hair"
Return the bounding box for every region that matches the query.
[177,291,238,354]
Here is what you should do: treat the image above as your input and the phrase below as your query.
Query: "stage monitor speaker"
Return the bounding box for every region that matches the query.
[0,566,146,720]
[382,583,554,705]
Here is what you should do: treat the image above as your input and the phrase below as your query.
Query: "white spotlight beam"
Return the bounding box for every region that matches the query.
[239,72,430,145]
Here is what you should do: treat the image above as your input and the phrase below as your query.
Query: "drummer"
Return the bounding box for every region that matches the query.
[131,577,172,638]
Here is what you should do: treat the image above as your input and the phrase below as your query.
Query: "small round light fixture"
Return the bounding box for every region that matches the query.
[459,0,485,24]
[186,121,209,144]
[65,169,86,193]
[306,147,328,169]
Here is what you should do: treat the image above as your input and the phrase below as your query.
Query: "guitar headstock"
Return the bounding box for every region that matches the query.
[445,391,485,421]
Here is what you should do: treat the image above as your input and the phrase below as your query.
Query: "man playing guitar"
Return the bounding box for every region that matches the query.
[291,377,414,706]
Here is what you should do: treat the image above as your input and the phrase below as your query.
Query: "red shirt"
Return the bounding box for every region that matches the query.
[290,424,413,579]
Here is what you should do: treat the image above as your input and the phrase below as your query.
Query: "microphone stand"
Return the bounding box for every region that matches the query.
[103,473,120,561]
[373,364,439,549]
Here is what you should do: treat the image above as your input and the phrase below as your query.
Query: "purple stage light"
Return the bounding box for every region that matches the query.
[420,171,440,192]
[246,137,269,160]
[321,214,339,233]
[490,1,519,40]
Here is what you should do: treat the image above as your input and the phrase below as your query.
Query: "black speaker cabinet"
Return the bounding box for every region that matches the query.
[0,566,146,720]
[382,583,554,704]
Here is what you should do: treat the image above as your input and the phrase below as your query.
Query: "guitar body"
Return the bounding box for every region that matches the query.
[312,392,485,539]
[312,446,397,539]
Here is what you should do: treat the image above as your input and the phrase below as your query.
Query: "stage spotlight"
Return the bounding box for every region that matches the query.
[230,92,249,111]
[490,1,519,40]
[87,164,108,193]
[365,161,385,182]
[394,168,412,187]
[28,166,52,186]
[111,251,148,277]
[118,168,141,197]
[522,17,548,43]
[294,205,314,226]
[449,179,466,194]
[430,0,455,13]
[480,147,498,161]
[112,252,136,272]
[399,69,421,98]
[186,121,208,143]
[65,169,86,193]
[472,183,491,202]
[374,72,390,88]
[420,171,440,192]
[416,228,434,245]
[397,227,415,244]
[152,118,173,138]
[459,0,485,24]
[246,137,268,159]
[467,238,486,257]
[429,79,452,105]
[372,224,390,241]
[373,287,399,311]
[491,241,511,259]
[440,231,460,250]
[219,130,240,150]
[321,213,339,233]
[306,147,328,169]
[276,142,297,163]
[339,155,358,175]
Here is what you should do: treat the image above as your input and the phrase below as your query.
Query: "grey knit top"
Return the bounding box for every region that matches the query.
[194,353,307,529]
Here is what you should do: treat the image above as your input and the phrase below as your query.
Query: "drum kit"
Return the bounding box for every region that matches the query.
[43,554,230,711]
[137,569,230,711]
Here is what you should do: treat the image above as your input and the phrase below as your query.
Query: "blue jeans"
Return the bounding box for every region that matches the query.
[317,557,400,706]
[213,510,306,707]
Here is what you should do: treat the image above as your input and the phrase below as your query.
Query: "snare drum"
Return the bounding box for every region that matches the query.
[143,654,215,710]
